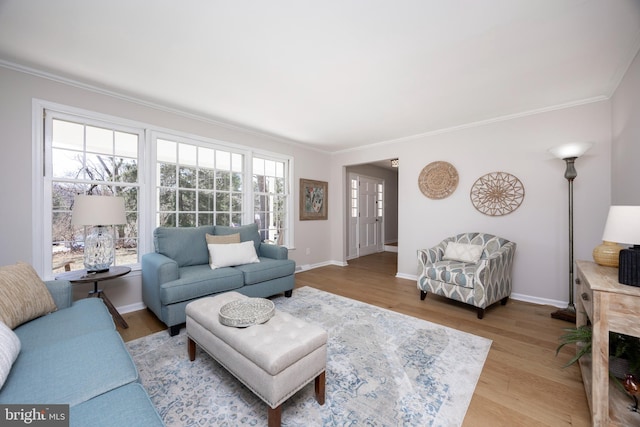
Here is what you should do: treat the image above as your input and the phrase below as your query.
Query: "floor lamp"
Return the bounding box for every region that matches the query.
[549,142,593,323]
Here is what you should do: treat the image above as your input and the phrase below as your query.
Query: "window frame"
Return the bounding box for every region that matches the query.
[33,100,294,280]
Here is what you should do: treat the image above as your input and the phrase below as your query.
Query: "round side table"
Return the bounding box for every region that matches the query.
[56,266,131,329]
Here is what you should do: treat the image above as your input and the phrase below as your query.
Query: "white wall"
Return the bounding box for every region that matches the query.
[612,50,640,205]
[331,101,612,306]
[0,65,332,310]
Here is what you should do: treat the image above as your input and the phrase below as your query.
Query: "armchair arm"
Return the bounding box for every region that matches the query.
[259,243,288,260]
[45,280,72,310]
[417,241,448,268]
[474,241,516,301]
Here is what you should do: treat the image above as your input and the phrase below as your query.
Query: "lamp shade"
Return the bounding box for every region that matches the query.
[72,195,126,226]
[602,205,640,245]
[548,142,594,160]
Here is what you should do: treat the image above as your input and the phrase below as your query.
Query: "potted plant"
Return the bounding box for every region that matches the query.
[556,326,640,377]
[556,325,592,367]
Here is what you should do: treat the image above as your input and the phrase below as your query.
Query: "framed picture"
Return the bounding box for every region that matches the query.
[300,179,328,220]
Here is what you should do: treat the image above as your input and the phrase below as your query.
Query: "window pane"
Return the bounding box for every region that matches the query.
[232,172,243,191]
[115,131,138,158]
[179,166,196,188]
[52,148,84,179]
[198,213,214,225]
[159,163,176,187]
[52,119,83,150]
[178,213,196,227]
[198,168,215,190]
[86,126,113,155]
[216,213,230,226]
[114,157,138,183]
[178,189,196,211]
[216,170,230,191]
[179,144,197,167]
[216,150,231,170]
[198,191,214,211]
[216,192,230,211]
[158,188,176,211]
[157,139,176,163]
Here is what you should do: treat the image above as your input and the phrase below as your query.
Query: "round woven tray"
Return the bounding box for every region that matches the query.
[418,161,459,199]
[219,298,275,328]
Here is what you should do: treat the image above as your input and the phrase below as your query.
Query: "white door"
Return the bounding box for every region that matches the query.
[358,176,383,256]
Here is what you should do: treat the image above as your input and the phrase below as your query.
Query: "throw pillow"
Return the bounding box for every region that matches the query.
[205,233,241,264]
[0,262,57,329]
[205,233,241,245]
[443,242,484,263]
[208,241,260,270]
[0,320,20,389]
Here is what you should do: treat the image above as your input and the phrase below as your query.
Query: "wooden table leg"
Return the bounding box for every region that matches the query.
[268,405,281,427]
[95,289,129,329]
[315,371,326,405]
[188,337,196,361]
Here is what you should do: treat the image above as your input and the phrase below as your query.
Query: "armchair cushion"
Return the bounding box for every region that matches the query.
[443,242,483,263]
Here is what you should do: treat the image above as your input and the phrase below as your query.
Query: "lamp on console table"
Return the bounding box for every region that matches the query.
[548,141,594,323]
[598,205,640,287]
[72,194,126,273]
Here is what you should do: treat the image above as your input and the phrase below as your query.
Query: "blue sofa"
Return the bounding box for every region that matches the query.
[0,279,164,427]
[142,223,296,336]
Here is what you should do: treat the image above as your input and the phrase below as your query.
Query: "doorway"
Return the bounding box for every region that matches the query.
[347,173,385,259]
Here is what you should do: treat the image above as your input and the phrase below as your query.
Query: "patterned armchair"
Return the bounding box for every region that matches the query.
[417,232,516,319]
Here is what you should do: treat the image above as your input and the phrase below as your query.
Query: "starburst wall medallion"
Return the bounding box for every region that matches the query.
[470,172,524,216]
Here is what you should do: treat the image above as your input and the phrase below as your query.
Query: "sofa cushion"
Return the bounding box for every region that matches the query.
[70,383,164,427]
[0,330,138,406]
[443,242,483,263]
[424,260,476,289]
[0,262,57,329]
[15,298,114,351]
[234,258,296,285]
[214,223,261,254]
[154,226,215,267]
[0,321,20,390]
[160,265,244,305]
[208,241,260,270]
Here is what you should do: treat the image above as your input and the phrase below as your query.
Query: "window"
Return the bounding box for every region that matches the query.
[36,102,293,279]
[253,157,289,245]
[45,112,142,275]
[155,137,244,227]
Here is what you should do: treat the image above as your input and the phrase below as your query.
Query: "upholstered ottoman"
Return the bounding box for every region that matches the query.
[186,292,327,427]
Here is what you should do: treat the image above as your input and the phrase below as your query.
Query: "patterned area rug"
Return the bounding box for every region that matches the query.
[127,287,492,426]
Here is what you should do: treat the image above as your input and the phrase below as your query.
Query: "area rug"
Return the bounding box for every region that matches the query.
[126,286,492,426]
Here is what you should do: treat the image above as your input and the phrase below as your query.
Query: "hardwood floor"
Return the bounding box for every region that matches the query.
[117,252,591,426]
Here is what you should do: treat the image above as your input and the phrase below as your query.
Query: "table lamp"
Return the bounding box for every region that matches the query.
[600,205,640,286]
[72,195,126,273]
[593,206,625,267]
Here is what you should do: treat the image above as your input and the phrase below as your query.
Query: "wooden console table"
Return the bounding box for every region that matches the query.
[575,260,640,426]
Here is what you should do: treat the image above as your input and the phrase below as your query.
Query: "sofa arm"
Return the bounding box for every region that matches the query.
[141,253,179,316]
[259,243,288,260]
[417,243,446,268]
[45,280,73,310]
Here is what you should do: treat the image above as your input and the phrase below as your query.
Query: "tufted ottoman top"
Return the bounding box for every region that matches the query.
[186,292,327,376]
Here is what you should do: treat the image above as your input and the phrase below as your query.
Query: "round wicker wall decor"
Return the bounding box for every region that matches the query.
[418,161,458,199]
[470,171,525,216]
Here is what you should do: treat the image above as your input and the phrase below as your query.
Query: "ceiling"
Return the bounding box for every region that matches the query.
[1,0,639,153]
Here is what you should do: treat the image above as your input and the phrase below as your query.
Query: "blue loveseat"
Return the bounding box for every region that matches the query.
[142,223,296,336]
[0,279,164,427]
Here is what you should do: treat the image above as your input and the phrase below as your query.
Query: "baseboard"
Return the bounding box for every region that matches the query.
[117,301,146,314]
[510,292,567,308]
[384,245,398,253]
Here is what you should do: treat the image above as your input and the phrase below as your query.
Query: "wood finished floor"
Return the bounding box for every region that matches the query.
[116,252,590,426]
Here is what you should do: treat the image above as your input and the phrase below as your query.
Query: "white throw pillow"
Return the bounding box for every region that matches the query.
[208,241,260,270]
[443,242,484,263]
[0,321,20,389]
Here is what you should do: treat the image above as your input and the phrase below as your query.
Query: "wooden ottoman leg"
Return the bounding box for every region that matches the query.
[268,405,282,427]
[188,337,196,361]
[315,371,326,405]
